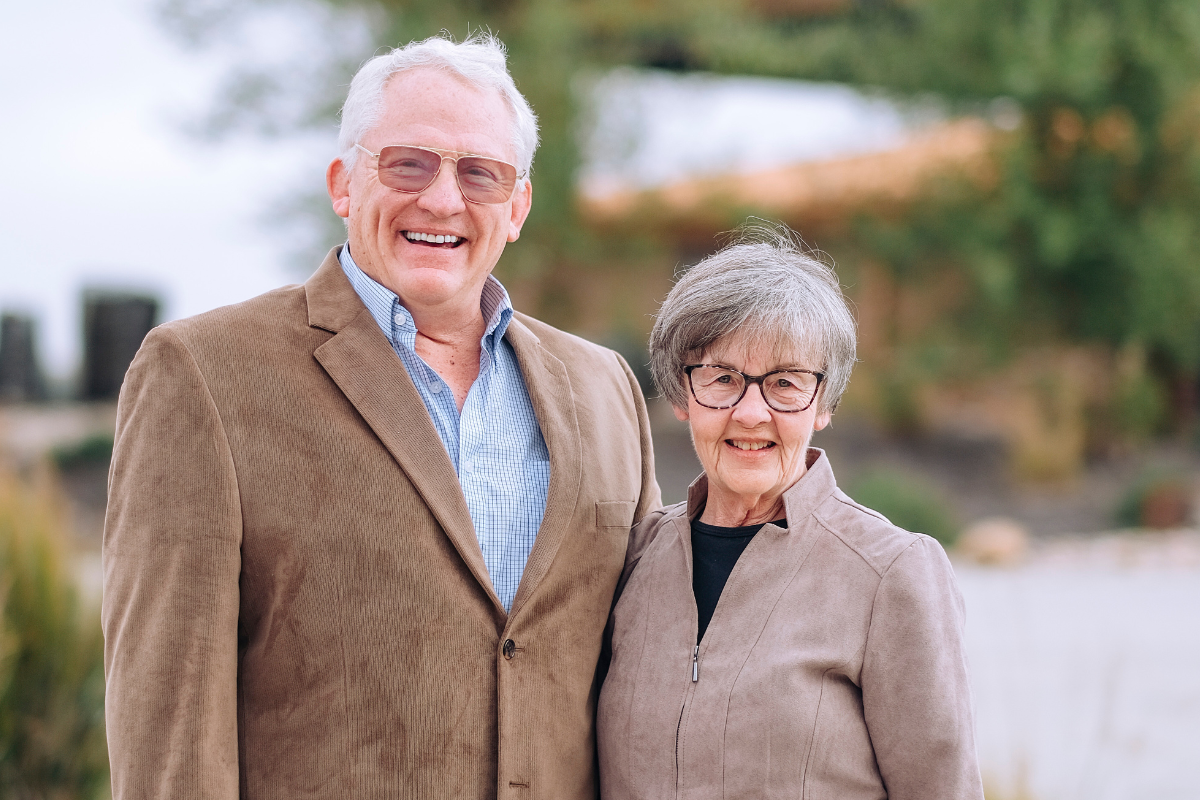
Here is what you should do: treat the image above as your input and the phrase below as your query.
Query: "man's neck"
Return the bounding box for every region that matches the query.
[404,295,488,347]
[411,304,486,413]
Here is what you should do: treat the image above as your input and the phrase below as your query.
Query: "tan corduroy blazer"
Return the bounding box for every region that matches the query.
[598,450,983,800]
[102,248,661,800]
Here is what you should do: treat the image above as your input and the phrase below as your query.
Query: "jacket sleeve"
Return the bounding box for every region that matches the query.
[614,351,662,524]
[860,536,984,800]
[102,326,242,800]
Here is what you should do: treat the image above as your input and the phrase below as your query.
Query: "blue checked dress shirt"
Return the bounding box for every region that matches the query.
[339,246,550,612]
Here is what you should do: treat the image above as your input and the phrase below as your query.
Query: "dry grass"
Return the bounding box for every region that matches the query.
[0,464,109,799]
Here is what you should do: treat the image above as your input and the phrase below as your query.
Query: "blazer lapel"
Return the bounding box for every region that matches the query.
[306,250,503,615]
[504,317,583,618]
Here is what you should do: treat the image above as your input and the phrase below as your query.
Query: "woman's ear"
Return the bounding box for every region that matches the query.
[672,404,690,423]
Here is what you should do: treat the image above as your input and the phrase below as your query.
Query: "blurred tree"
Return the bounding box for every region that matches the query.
[701,0,1200,430]
[153,0,788,326]
[0,469,108,798]
[159,0,1200,429]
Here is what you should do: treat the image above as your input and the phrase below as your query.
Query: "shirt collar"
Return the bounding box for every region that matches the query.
[337,244,515,353]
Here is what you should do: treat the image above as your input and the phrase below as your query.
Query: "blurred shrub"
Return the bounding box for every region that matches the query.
[0,470,108,798]
[51,435,114,473]
[1114,468,1193,529]
[846,467,959,547]
[1110,368,1170,444]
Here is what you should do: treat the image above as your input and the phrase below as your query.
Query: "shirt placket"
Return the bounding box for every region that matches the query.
[462,342,503,601]
[390,302,461,469]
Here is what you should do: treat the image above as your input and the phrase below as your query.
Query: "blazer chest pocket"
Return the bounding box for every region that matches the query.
[595,500,636,529]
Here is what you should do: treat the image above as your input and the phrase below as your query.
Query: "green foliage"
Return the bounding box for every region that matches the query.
[0,471,109,799]
[846,467,959,546]
[158,0,1200,432]
[51,435,114,473]
[1114,466,1193,527]
[709,0,1200,428]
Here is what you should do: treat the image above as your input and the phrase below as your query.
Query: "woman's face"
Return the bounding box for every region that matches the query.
[673,339,832,523]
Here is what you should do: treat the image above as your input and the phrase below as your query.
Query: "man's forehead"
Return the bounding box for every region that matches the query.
[360,67,517,160]
[379,68,510,122]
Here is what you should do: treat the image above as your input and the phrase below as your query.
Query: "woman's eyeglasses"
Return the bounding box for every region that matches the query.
[355,143,524,205]
[684,365,824,413]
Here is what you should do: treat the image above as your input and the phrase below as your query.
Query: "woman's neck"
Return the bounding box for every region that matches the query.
[698,492,785,527]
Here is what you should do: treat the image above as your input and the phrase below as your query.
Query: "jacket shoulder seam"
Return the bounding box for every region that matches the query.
[811,496,918,578]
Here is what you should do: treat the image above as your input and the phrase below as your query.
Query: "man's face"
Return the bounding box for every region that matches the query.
[327,67,532,313]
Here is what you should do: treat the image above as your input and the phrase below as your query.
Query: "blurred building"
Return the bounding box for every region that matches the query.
[0,312,47,402]
[81,291,158,401]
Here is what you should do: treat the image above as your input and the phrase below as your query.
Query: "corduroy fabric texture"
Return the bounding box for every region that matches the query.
[102,248,661,800]
[598,450,983,800]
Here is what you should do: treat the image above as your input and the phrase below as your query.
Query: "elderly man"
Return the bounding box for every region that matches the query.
[102,34,660,800]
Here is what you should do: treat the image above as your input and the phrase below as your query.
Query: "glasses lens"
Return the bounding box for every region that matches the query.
[376,146,443,192]
[764,371,819,411]
[690,366,746,408]
[456,157,517,204]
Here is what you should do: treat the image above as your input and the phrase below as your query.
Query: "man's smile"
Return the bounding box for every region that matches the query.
[403,230,465,247]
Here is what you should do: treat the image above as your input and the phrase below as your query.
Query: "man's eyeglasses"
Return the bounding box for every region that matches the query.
[355,143,525,205]
[684,365,824,413]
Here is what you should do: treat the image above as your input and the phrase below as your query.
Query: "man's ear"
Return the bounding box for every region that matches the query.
[507,179,533,242]
[327,158,351,219]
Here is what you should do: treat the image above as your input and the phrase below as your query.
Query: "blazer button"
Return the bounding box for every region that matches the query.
[502,639,516,660]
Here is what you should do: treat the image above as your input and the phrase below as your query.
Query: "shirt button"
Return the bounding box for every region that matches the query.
[429,381,443,393]
[502,639,516,660]
[393,312,404,324]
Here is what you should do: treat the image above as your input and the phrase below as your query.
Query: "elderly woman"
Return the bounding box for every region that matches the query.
[597,228,983,800]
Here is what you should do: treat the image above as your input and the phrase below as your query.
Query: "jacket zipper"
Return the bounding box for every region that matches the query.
[676,645,701,798]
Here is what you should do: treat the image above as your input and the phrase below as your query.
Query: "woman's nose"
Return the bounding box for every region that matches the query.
[731,382,773,423]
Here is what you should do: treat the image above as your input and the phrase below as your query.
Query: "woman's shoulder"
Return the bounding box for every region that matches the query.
[628,501,686,563]
[810,488,948,578]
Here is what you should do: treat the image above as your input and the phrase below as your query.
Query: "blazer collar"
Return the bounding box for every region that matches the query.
[685,448,837,526]
[504,314,583,619]
[306,246,367,333]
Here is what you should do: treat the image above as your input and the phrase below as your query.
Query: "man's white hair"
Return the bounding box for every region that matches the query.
[337,32,539,178]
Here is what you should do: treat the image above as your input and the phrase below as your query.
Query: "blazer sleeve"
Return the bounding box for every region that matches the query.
[614,351,662,525]
[860,536,984,800]
[102,326,242,800]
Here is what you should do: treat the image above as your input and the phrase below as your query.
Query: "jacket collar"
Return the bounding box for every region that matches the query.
[306,246,367,333]
[685,448,837,527]
[502,315,583,620]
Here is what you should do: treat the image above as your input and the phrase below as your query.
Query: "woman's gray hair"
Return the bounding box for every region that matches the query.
[650,224,857,415]
[337,32,539,178]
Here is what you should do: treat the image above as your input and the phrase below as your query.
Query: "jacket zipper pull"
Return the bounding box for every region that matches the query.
[692,645,699,682]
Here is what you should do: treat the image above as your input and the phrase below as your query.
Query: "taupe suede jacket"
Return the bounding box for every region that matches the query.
[598,449,983,800]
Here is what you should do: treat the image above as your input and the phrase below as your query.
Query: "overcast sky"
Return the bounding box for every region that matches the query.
[0,0,925,380]
[0,0,334,378]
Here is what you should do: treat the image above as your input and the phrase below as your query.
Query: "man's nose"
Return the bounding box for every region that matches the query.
[416,158,468,215]
[731,382,773,424]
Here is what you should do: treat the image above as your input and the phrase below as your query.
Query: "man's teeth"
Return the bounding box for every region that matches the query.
[405,231,460,244]
[729,441,773,451]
